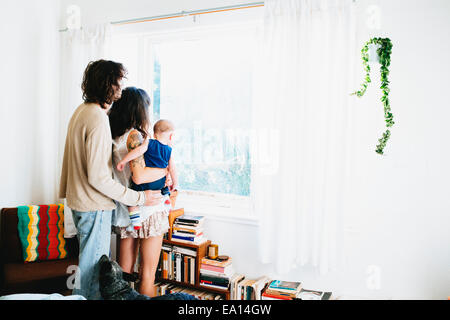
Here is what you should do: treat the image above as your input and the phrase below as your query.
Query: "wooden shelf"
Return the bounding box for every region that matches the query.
[158,238,231,300]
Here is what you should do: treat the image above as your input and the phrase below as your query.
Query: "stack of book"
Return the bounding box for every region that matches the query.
[261,280,302,300]
[230,274,245,300]
[154,282,224,300]
[159,244,196,285]
[171,214,206,244]
[199,256,233,291]
[233,276,271,300]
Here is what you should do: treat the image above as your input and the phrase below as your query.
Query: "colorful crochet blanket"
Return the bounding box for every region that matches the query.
[17,204,67,262]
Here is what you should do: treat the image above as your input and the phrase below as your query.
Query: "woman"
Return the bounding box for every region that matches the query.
[108,87,170,297]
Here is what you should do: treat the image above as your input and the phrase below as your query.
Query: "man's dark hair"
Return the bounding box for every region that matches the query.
[108,87,151,140]
[81,59,127,109]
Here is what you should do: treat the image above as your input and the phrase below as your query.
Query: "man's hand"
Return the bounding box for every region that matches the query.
[144,190,164,206]
[117,161,126,172]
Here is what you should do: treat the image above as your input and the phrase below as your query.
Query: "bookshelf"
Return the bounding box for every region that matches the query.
[156,239,231,300]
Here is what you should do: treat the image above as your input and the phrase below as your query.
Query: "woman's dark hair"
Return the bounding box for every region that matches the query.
[108,87,151,140]
[81,59,127,109]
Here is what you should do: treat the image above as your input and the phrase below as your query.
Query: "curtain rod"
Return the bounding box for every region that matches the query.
[59,2,264,32]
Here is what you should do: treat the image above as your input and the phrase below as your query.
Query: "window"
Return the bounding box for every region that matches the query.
[151,32,254,197]
[111,22,260,216]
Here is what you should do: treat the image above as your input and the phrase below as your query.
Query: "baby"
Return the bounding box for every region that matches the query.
[117,119,178,230]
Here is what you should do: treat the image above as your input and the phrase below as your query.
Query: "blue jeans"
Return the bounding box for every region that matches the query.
[72,210,112,300]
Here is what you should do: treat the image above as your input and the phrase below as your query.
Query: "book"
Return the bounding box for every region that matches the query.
[173,222,203,228]
[184,255,189,284]
[175,214,205,224]
[189,257,195,284]
[200,273,230,284]
[169,237,208,245]
[269,280,302,291]
[230,274,245,300]
[172,233,204,241]
[175,252,181,282]
[261,292,293,300]
[241,279,253,300]
[244,279,257,300]
[199,282,229,290]
[297,289,333,300]
[200,263,234,274]
[170,251,175,280]
[201,257,233,268]
[171,233,204,241]
[236,279,247,300]
[265,288,298,298]
[154,282,161,296]
[174,215,205,229]
[173,220,202,227]
[172,231,204,240]
[155,283,226,300]
[173,224,204,231]
[172,246,197,257]
[159,243,200,284]
[234,277,270,300]
[200,266,234,276]
[162,251,168,279]
[200,268,235,279]
[159,283,171,295]
[265,279,302,298]
[252,276,271,300]
[173,226,204,236]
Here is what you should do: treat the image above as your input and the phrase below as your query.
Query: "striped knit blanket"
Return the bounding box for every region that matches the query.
[17,204,67,262]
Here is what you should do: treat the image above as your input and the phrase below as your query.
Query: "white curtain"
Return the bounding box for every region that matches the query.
[251,0,356,275]
[0,0,60,207]
[59,24,112,237]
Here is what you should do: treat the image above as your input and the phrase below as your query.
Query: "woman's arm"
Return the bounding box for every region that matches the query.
[117,138,148,171]
[127,130,167,185]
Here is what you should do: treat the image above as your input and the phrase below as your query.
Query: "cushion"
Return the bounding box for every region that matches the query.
[17,205,68,262]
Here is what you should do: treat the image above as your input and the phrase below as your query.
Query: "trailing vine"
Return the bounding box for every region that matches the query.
[352,37,394,155]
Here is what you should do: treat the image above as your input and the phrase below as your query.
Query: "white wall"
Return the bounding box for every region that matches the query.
[340,0,450,299]
[58,0,256,29]
[55,0,450,299]
[0,0,61,207]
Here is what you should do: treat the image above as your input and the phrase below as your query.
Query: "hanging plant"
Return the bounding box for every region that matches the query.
[352,37,394,155]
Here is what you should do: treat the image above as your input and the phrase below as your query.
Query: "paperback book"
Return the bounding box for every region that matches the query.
[297,289,333,300]
[201,257,233,268]
[265,279,302,298]
[175,214,205,225]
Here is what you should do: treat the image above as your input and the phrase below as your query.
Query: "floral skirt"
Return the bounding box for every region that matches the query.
[114,210,170,239]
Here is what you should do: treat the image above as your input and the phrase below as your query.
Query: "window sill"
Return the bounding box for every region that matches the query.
[183,207,259,226]
[174,190,259,226]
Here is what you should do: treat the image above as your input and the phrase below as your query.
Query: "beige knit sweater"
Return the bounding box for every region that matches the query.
[59,103,145,212]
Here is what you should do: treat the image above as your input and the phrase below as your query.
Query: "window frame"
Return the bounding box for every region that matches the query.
[114,21,261,218]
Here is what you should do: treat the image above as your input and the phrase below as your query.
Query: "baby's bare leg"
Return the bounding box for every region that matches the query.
[128,206,141,230]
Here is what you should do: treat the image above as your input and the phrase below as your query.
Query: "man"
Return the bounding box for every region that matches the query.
[59,60,164,300]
